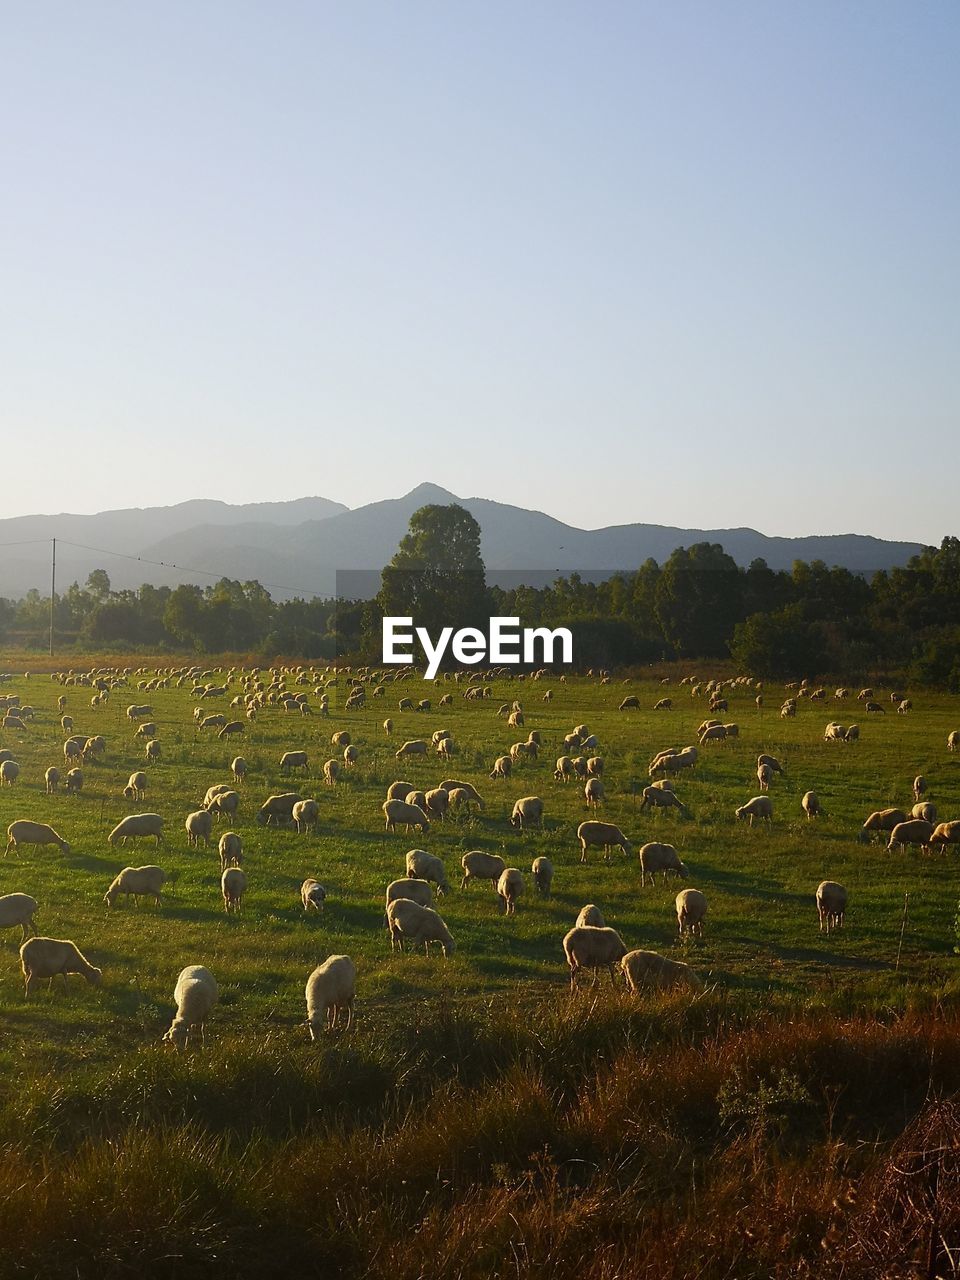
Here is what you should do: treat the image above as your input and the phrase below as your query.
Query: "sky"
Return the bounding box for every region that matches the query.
[1,2,958,543]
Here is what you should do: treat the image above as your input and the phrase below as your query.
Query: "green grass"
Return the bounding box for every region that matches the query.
[1,662,959,1276]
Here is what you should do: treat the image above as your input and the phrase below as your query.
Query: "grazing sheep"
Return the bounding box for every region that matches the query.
[948,731,959,753]
[801,791,822,818]
[162,966,218,1049]
[652,746,698,776]
[384,877,432,918]
[424,788,450,822]
[577,820,632,863]
[858,808,908,842]
[638,842,688,887]
[562,926,627,990]
[383,799,430,834]
[497,868,524,915]
[230,756,247,785]
[306,956,356,1036]
[301,878,327,912]
[205,789,240,822]
[618,696,640,711]
[221,865,247,913]
[531,855,553,895]
[735,796,773,826]
[757,763,772,791]
[865,701,885,714]
[20,937,102,997]
[255,793,302,826]
[197,715,226,732]
[134,722,158,739]
[292,799,319,834]
[386,780,415,802]
[575,904,605,928]
[887,819,935,853]
[279,750,309,773]
[123,771,148,801]
[824,723,846,742]
[756,754,784,775]
[218,831,243,870]
[0,893,38,940]
[490,755,512,779]
[639,786,690,817]
[383,718,394,735]
[699,724,727,745]
[584,777,605,808]
[912,802,937,824]
[930,821,960,848]
[5,820,71,858]
[386,899,455,956]
[554,756,575,782]
[145,739,162,761]
[586,756,604,777]
[217,721,245,740]
[913,776,927,802]
[44,766,60,794]
[460,851,506,890]
[510,796,544,831]
[438,779,485,808]
[405,849,449,894]
[331,731,351,748]
[395,740,429,760]
[103,865,167,909]
[184,810,213,848]
[621,950,702,993]
[816,881,847,933]
[676,888,708,937]
[0,760,21,786]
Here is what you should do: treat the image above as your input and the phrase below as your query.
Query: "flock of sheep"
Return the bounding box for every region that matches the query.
[0,663,957,1045]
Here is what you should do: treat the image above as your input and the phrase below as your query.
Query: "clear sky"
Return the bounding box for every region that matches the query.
[2,2,957,543]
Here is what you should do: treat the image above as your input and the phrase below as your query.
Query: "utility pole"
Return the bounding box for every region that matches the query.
[49,538,56,657]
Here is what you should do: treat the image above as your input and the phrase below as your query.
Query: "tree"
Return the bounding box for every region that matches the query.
[376,505,490,656]
[654,543,745,658]
[86,569,111,598]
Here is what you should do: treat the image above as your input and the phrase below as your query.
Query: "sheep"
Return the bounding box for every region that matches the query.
[621,950,702,993]
[510,796,544,831]
[638,842,688,887]
[383,799,430,834]
[887,819,935,853]
[384,877,432,917]
[460,851,505,890]
[676,888,707,937]
[816,881,847,933]
[584,777,605,808]
[930,821,960,848]
[897,699,912,714]
[292,799,319,834]
[386,780,416,802]
[231,756,247,785]
[185,809,214,848]
[301,878,327,912]
[497,868,524,916]
[491,747,514,778]
[913,776,927,802]
[218,831,243,870]
[436,780,485,810]
[134,721,158,739]
[639,786,690,817]
[948,731,960,753]
[44,766,60,794]
[571,755,587,778]
[912,801,937,824]
[654,698,673,711]
[735,796,773,826]
[221,865,247,913]
[331,731,351,748]
[5,820,71,857]
[562,926,627,990]
[202,783,232,808]
[162,966,218,1048]
[256,793,302,826]
[865,701,885,714]
[306,956,356,1036]
[405,848,449,894]
[510,741,536,765]
[395,740,429,760]
[531,855,553,895]
[386,899,455,956]
[699,724,727,745]
[757,763,772,791]
[383,717,394,735]
[653,746,698,776]
[20,937,102,997]
[124,771,148,801]
[424,787,450,822]
[280,750,309,773]
[145,739,162,761]
[217,721,246,739]
[757,754,784,775]
[577,820,632,863]
[858,808,908,842]
[554,756,575,782]
[618,696,640,711]
[445,786,476,813]
[0,893,38,940]
[586,756,604,777]
[126,704,153,721]
[398,697,415,711]
[0,760,21,786]
[575,904,605,928]
[103,865,167,909]
[64,767,84,793]
[801,791,822,819]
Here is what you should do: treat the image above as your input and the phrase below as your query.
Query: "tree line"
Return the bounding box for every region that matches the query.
[1,505,958,687]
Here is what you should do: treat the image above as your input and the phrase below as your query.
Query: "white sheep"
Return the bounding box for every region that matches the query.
[306,956,356,1036]
[460,851,505,890]
[621,949,702,993]
[292,798,319,834]
[384,877,432,919]
[382,799,430,834]
[577,820,632,863]
[301,878,327,912]
[205,789,240,822]
[0,759,21,785]
[887,819,934,852]
[5,820,71,857]
[531,856,553,895]
[185,810,214,848]
[218,831,243,870]
[562,926,627,990]
[801,791,822,818]
[948,731,960,753]
[20,936,102,997]
[438,780,485,809]
[0,892,38,940]
[639,786,690,817]
[510,796,544,831]
[638,842,688,887]
[386,899,456,956]
[497,868,523,915]
[584,777,605,808]
[221,865,247,913]
[816,880,846,932]
[735,796,773,826]
[256,793,302,826]
[395,740,429,760]
[231,756,247,784]
[124,771,148,801]
[108,813,165,847]
[44,766,60,794]
[405,849,449,894]
[103,865,167,909]
[676,888,707,937]
[162,965,218,1049]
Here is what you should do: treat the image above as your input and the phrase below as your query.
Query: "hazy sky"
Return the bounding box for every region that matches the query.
[2,2,958,542]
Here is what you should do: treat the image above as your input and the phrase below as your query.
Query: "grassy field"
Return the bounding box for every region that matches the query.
[1,661,959,1277]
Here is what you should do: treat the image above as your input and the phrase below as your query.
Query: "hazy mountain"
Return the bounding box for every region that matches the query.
[0,483,927,598]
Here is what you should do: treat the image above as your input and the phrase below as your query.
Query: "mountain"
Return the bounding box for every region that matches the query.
[0,483,927,599]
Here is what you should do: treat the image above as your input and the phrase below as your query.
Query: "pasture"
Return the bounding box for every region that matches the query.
[1,662,960,1277]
